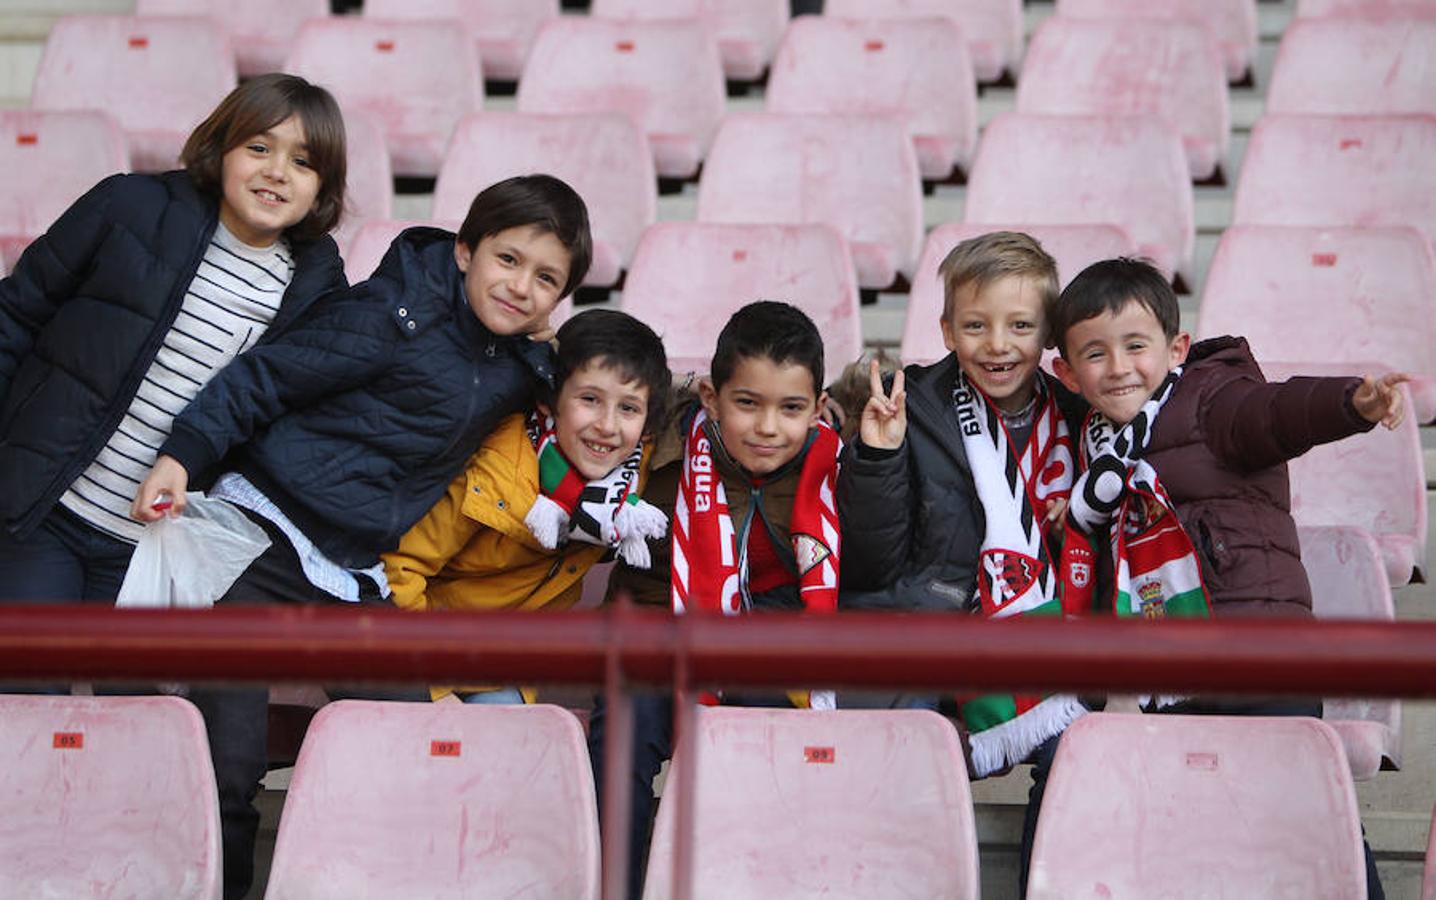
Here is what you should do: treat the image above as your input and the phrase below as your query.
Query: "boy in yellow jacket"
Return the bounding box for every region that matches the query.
[383,309,671,702]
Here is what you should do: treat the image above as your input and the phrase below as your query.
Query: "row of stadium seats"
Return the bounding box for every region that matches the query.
[3,694,1425,898]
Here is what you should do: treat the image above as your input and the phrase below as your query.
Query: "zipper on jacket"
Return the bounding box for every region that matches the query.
[519,551,568,607]
[735,487,759,612]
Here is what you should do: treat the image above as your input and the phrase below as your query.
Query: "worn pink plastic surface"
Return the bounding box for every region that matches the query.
[0,695,221,899]
[1017,18,1229,180]
[432,111,656,287]
[265,700,599,899]
[1425,806,1436,900]
[285,18,482,178]
[766,17,977,181]
[966,113,1194,282]
[1056,0,1258,82]
[590,0,788,81]
[1196,225,1436,422]
[517,18,725,180]
[1028,713,1366,899]
[1268,18,1436,117]
[620,222,863,374]
[824,0,1022,83]
[30,15,236,173]
[0,110,129,270]
[362,0,559,83]
[1232,114,1436,247]
[643,707,979,899]
[135,0,328,76]
[901,223,1135,364]
[1299,525,1403,777]
[1298,0,1436,16]
[697,112,923,290]
[331,108,393,252]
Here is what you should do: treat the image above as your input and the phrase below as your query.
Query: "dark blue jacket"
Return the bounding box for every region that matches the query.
[161,227,556,567]
[0,171,345,538]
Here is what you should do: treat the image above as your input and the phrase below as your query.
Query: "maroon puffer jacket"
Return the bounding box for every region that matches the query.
[1143,337,1375,618]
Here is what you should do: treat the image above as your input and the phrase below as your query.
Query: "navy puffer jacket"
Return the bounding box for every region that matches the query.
[0,172,345,538]
[161,227,556,567]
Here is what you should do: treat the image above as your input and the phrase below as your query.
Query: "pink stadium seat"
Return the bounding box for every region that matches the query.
[901,223,1136,364]
[1267,18,1436,116]
[765,17,978,181]
[1298,0,1436,16]
[590,0,788,81]
[696,112,923,290]
[643,707,979,899]
[266,700,599,899]
[362,0,559,83]
[1299,525,1403,778]
[516,18,726,180]
[824,0,1022,83]
[1056,0,1258,83]
[1426,807,1436,900]
[285,18,482,178]
[30,16,236,173]
[0,695,221,899]
[1196,225,1436,422]
[0,110,129,271]
[965,113,1194,284]
[1232,114,1436,247]
[1027,713,1366,898]
[1017,18,1229,181]
[621,222,863,374]
[331,109,393,253]
[343,219,443,286]
[134,0,328,77]
[432,111,656,288]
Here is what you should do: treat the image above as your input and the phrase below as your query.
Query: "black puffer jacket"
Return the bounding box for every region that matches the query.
[0,172,345,538]
[161,227,556,567]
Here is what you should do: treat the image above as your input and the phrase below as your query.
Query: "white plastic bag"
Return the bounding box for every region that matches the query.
[116,493,271,609]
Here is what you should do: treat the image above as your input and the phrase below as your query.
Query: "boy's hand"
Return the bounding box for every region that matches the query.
[527,320,557,344]
[131,455,189,522]
[1352,372,1410,430]
[1044,496,1069,543]
[859,358,906,450]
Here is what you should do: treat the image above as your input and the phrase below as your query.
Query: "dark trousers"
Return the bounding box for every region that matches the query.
[1018,699,1384,900]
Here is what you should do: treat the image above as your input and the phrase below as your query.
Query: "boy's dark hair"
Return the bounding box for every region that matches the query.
[456,174,592,297]
[182,73,347,241]
[1053,257,1181,359]
[710,301,824,397]
[552,310,671,432]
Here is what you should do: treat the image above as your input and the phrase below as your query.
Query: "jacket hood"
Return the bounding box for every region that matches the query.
[1186,334,1258,370]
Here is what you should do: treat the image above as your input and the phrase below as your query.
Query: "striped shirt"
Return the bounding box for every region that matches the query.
[61,222,294,542]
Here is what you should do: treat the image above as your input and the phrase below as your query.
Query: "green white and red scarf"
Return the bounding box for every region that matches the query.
[523,414,667,568]
[951,371,1084,777]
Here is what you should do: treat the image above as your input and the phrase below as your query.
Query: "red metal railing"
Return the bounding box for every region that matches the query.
[4,603,1436,899]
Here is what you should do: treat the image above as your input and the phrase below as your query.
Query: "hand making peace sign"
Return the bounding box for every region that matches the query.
[860,358,907,450]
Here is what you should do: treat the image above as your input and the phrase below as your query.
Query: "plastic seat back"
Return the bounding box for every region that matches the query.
[31,15,236,173]
[265,700,599,899]
[824,0,1022,83]
[766,16,978,180]
[343,219,440,286]
[0,110,129,270]
[1232,114,1436,246]
[901,223,1135,363]
[643,707,979,899]
[363,0,559,83]
[286,18,482,178]
[621,222,862,374]
[1299,525,1403,776]
[590,0,788,81]
[331,109,393,252]
[1268,18,1436,117]
[1298,0,1436,17]
[1196,224,1436,422]
[517,18,726,180]
[0,695,221,899]
[1017,17,1229,180]
[697,112,923,290]
[1028,713,1366,898]
[1056,0,1258,82]
[1425,805,1436,900]
[135,0,328,76]
[966,113,1194,281]
[433,111,656,287]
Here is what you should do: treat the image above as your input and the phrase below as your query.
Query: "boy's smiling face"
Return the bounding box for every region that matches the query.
[455,225,571,337]
[941,274,1047,414]
[1054,299,1191,426]
[543,359,650,481]
[700,356,823,477]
